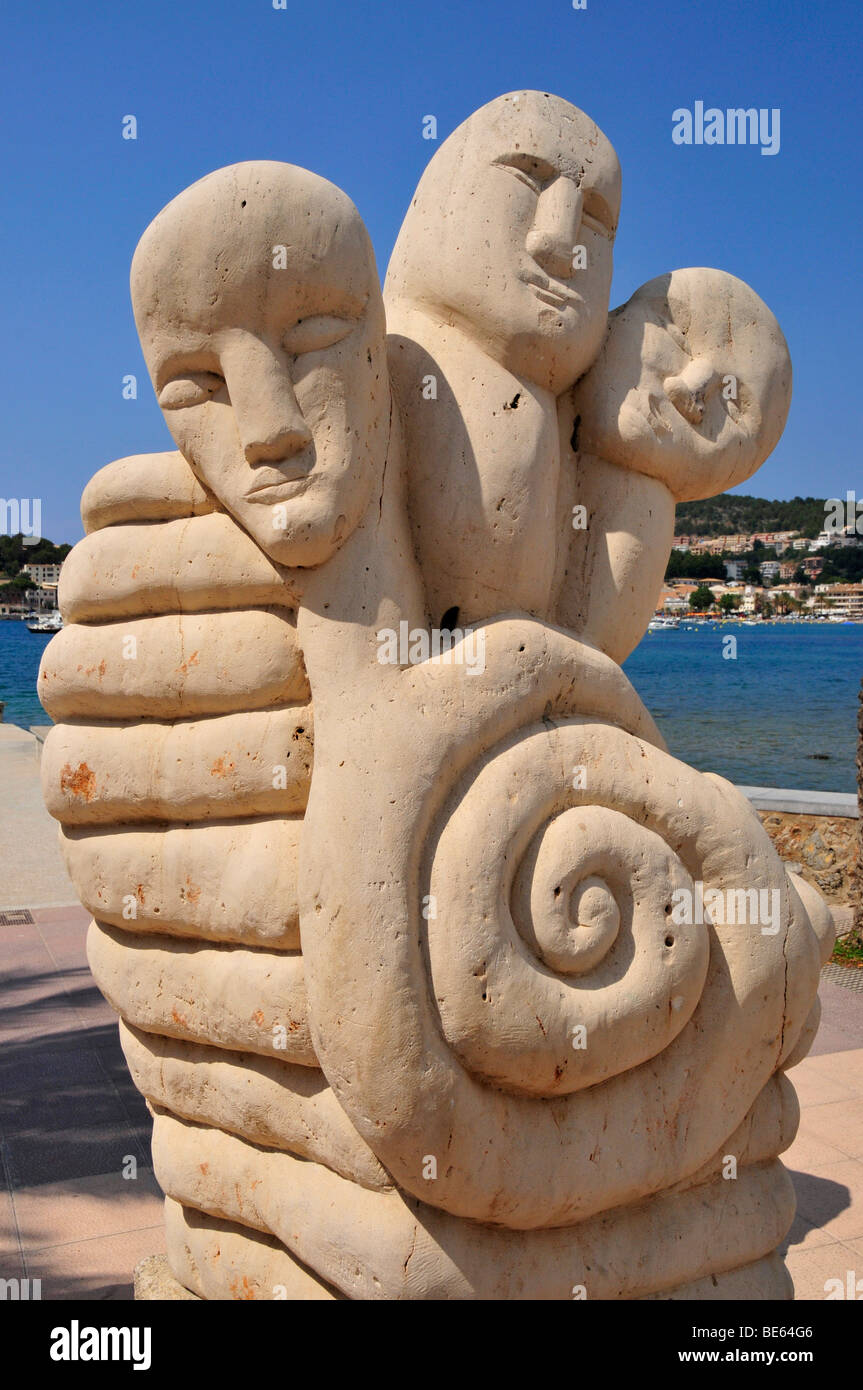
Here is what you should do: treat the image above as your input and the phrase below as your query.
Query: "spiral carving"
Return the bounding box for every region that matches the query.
[297,611,829,1233]
[426,733,709,1096]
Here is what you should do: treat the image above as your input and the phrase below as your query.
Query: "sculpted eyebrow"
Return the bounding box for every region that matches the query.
[493,152,558,182]
[153,347,221,389]
[584,186,613,219]
[287,283,370,321]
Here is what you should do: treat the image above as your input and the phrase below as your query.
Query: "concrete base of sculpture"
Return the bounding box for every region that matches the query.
[133,1255,199,1302]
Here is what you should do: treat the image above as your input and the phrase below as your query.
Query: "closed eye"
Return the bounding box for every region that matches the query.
[158,371,226,410]
[582,191,615,239]
[492,152,557,196]
[282,315,356,355]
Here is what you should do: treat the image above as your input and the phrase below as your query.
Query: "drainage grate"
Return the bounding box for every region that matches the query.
[822,961,863,992]
[0,909,35,926]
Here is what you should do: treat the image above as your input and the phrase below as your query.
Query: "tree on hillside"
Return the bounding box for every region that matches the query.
[673,493,827,539]
[0,533,71,574]
[719,593,740,614]
[665,550,725,581]
[818,547,863,585]
[689,585,715,612]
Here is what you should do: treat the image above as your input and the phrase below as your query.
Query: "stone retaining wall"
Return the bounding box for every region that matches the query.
[758,811,857,910]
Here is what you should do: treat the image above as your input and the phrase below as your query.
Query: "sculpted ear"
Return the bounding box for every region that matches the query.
[81,451,215,533]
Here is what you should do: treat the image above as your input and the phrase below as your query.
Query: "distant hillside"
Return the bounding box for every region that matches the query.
[0,533,72,576]
[674,494,827,538]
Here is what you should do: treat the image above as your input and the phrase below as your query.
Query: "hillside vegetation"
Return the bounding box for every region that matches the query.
[674,494,828,538]
[0,533,72,576]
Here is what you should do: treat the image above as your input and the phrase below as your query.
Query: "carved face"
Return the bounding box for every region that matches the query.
[132,162,388,567]
[571,268,792,502]
[385,92,621,395]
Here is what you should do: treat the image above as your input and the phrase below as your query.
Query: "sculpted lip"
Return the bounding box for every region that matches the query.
[520,271,581,309]
[245,467,314,502]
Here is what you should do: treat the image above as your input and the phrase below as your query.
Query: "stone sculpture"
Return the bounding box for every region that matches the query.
[40,92,834,1300]
[384,91,620,628]
[559,266,793,661]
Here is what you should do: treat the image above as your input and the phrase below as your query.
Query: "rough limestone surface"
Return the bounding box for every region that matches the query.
[41,92,833,1301]
[758,812,857,908]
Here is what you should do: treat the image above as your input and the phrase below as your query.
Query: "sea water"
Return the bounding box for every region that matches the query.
[0,620,54,731]
[625,621,862,794]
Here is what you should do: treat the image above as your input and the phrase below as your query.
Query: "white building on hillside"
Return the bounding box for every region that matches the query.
[22,561,63,585]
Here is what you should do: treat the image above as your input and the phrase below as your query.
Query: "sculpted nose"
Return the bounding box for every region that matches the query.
[665,358,722,425]
[225,342,313,464]
[682,358,721,398]
[526,179,584,281]
[243,411,311,466]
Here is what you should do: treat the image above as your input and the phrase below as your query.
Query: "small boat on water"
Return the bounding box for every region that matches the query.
[27,609,63,633]
[648,616,680,631]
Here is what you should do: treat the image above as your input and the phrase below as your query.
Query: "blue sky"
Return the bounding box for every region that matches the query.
[2,0,860,544]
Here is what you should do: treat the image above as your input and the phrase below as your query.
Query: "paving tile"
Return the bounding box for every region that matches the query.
[0,922,48,953]
[0,1002,87,1047]
[800,1100,863,1159]
[13,1169,163,1250]
[1,972,89,1011]
[790,1159,863,1241]
[33,906,90,929]
[809,984,863,1058]
[0,1249,26,1287]
[69,997,118,1031]
[26,1223,166,1301]
[785,1063,858,1109]
[0,1184,19,1260]
[92,1039,133,1083]
[1,941,58,987]
[0,1087,149,1188]
[88,1047,153,1143]
[786,1241,863,1301]
[794,1046,863,1096]
[838,1234,863,1285]
[34,909,88,930]
[0,1036,114,1097]
[0,735,77,910]
[14,995,112,1039]
[783,1128,849,1171]
[35,933,93,973]
[780,1211,837,1254]
[34,920,89,945]
[822,1052,863,1099]
[108,1081,153,1147]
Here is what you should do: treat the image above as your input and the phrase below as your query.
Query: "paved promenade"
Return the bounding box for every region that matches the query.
[0,903,164,1298]
[0,725,76,911]
[1,725,861,1299]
